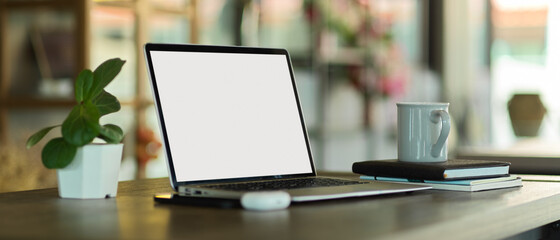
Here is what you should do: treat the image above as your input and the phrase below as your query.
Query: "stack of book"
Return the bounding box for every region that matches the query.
[352,159,522,192]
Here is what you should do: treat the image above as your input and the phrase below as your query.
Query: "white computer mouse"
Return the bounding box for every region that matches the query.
[240,191,291,211]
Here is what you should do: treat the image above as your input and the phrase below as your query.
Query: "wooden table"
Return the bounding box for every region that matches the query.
[1,173,560,240]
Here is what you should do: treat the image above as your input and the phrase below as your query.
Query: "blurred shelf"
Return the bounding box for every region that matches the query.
[0,0,196,179]
[457,139,560,175]
[0,98,75,108]
[318,47,367,66]
[0,98,144,108]
[2,0,77,7]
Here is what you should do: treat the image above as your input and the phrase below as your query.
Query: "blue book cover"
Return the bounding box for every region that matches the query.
[360,175,522,192]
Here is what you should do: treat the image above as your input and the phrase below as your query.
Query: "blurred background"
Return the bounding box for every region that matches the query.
[1,0,559,192]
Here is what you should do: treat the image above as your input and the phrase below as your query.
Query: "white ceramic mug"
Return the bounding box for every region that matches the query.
[397,102,450,162]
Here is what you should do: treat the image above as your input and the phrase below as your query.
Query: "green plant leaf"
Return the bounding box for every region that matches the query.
[42,138,78,169]
[61,101,101,146]
[75,69,93,103]
[86,58,125,101]
[93,90,121,116]
[26,125,60,149]
[98,124,124,144]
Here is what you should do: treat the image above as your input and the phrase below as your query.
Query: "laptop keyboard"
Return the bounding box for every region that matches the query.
[203,177,367,191]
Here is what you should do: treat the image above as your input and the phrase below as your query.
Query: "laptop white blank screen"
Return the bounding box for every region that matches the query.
[150,50,313,182]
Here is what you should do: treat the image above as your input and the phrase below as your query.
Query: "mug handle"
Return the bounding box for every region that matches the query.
[430,110,451,158]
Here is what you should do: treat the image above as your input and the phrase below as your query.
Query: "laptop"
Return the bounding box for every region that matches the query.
[143,43,429,202]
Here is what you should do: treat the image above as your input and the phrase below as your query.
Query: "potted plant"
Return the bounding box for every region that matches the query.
[26,58,126,199]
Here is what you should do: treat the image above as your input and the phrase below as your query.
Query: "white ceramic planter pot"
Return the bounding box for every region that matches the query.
[57,143,123,199]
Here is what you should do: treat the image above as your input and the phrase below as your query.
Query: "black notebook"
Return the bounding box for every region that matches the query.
[352,159,511,181]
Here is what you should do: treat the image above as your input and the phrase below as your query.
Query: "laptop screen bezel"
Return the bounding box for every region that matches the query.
[144,43,317,190]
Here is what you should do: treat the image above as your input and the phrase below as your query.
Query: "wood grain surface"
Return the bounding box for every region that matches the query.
[1,174,560,240]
